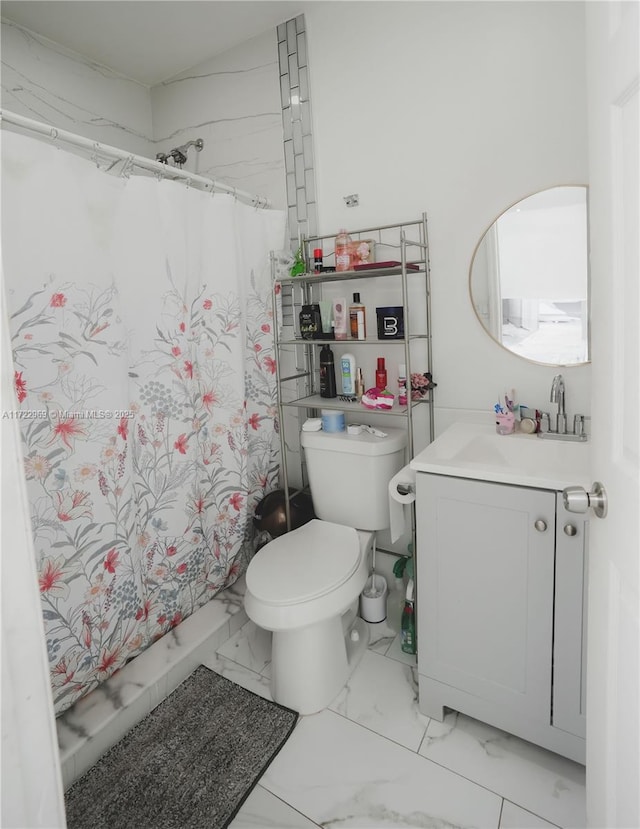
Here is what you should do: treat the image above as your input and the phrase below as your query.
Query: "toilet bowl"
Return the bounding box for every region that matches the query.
[245,519,371,714]
[245,424,406,714]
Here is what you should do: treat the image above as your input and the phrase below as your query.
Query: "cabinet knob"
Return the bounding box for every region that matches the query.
[564,523,578,536]
[534,519,548,532]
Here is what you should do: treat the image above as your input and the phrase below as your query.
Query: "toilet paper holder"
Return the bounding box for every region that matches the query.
[396,482,414,496]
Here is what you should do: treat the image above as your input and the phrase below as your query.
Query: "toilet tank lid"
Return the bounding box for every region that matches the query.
[301,426,406,456]
[246,520,361,605]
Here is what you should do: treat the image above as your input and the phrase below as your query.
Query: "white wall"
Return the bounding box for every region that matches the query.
[1,20,285,208]
[304,1,591,427]
[151,30,286,209]
[1,20,154,156]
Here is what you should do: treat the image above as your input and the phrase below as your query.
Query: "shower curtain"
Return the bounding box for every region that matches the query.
[2,131,285,715]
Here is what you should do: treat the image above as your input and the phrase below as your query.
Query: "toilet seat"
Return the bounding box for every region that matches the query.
[246,519,360,606]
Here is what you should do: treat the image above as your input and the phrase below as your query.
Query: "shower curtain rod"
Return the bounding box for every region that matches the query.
[0,109,271,208]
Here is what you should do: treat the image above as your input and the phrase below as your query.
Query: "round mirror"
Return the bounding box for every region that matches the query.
[469,185,589,366]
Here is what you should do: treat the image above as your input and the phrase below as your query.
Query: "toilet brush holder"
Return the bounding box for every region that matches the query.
[359,574,388,623]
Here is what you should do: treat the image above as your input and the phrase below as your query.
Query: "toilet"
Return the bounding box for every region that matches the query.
[244,425,406,714]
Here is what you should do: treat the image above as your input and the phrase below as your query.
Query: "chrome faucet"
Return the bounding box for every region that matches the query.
[550,374,567,434]
[538,374,587,441]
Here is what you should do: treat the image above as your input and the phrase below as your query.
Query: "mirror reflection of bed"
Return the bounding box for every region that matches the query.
[470,186,589,366]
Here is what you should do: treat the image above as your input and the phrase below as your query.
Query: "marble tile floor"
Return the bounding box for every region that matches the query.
[208,613,586,829]
[55,574,586,828]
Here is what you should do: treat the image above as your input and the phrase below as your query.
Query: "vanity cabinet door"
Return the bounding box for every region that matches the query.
[418,474,556,724]
[552,496,588,739]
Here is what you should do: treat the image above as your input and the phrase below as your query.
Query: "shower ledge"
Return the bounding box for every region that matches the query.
[56,576,248,789]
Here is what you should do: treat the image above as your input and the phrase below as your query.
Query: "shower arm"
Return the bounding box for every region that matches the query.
[156,138,204,167]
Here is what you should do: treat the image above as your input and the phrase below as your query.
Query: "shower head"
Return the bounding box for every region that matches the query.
[156,138,204,168]
[175,138,204,155]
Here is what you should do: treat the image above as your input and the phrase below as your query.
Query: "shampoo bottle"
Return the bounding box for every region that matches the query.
[340,353,356,396]
[349,292,367,340]
[319,345,337,398]
[375,357,387,390]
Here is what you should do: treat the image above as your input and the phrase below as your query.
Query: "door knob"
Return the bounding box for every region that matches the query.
[534,519,548,532]
[562,481,608,519]
[564,523,577,536]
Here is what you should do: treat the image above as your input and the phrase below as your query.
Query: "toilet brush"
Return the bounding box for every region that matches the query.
[359,533,388,622]
[371,535,378,592]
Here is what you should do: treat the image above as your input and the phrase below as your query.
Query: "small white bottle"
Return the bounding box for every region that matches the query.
[398,364,407,406]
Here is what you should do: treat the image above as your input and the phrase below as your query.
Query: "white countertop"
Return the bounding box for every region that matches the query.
[410,420,591,491]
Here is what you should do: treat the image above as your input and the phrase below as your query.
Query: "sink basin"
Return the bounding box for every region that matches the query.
[410,421,591,490]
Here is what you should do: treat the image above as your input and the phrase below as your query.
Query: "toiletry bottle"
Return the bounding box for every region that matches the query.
[335,228,352,272]
[355,368,365,401]
[313,248,323,274]
[400,579,416,655]
[340,353,356,396]
[318,301,333,338]
[375,357,387,390]
[299,304,322,340]
[388,557,408,634]
[349,292,367,340]
[398,364,407,406]
[332,298,348,340]
[319,344,337,398]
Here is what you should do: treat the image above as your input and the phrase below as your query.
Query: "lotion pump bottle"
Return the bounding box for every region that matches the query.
[375,357,387,390]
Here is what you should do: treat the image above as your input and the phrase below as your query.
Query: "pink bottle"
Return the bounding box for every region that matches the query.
[335,228,352,272]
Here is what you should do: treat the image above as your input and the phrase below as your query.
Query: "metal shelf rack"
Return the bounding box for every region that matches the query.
[272,215,434,540]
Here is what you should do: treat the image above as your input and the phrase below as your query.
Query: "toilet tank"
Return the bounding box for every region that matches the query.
[301,426,406,530]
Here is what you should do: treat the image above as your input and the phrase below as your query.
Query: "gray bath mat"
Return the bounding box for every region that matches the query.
[64,665,298,829]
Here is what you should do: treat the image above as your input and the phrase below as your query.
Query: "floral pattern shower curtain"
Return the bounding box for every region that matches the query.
[2,131,285,715]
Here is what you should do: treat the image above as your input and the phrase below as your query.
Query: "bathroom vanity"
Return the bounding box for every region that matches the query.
[410,421,590,764]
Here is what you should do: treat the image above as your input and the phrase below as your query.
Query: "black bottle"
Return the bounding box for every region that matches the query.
[319,344,337,398]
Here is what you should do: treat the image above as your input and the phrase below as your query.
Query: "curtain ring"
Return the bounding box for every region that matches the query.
[121,155,135,179]
[49,127,58,142]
